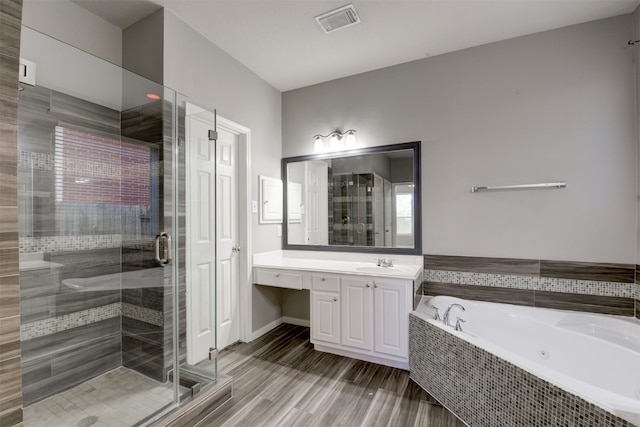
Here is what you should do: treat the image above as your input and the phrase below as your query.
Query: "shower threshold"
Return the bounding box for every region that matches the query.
[22,367,187,427]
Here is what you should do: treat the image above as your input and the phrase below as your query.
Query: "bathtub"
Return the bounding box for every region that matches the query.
[410,295,640,427]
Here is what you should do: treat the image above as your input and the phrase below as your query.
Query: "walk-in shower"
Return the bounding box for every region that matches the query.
[17,26,217,426]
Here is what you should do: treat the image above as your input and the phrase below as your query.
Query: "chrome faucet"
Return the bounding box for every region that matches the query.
[443,303,465,327]
[454,317,466,331]
[429,305,441,321]
[377,258,394,267]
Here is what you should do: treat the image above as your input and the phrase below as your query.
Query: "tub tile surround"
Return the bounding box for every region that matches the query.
[423,255,637,316]
[409,314,635,427]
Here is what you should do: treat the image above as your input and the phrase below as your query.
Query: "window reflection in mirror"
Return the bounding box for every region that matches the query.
[282,142,421,255]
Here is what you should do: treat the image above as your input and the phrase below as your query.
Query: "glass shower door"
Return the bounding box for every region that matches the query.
[17,26,184,426]
[177,103,218,391]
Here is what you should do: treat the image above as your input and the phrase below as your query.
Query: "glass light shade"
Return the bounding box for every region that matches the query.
[329,134,340,151]
[313,137,324,153]
[345,132,356,149]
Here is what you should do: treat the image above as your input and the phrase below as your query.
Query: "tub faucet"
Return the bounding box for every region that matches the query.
[429,305,441,321]
[443,303,466,327]
[455,317,466,331]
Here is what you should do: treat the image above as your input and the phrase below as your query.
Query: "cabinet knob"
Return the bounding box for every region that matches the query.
[366,283,370,288]
[374,283,378,288]
[321,277,326,281]
[275,274,280,278]
[333,297,338,302]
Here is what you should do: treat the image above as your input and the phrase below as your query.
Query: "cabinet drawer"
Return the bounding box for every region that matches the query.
[254,268,303,290]
[312,274,340,292]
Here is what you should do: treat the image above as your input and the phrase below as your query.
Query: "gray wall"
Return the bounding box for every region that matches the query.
[332,154,391,179]
[123,8,164,85]
[282,15,637,264]
[390,158,414,183]
[21,0,122,66]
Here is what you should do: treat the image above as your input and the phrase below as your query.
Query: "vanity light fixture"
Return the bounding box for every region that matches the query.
[313,129,357,153]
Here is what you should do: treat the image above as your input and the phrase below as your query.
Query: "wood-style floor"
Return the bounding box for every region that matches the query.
[199,323,466,427]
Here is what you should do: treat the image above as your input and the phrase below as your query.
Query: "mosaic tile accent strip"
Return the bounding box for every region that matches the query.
[18,151,54,171]
[537,277,636,298]
[21,303,121,340]
[122,302,163,327]
[409,314,634,427]
[425,269,636,298]
[19,234,122,253]
[426,270,536,290]
[18,151,163,178]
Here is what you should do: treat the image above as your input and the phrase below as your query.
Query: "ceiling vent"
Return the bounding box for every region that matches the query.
[315,4,360,34]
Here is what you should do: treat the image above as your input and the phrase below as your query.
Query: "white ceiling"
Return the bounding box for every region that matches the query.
[73,0,640,92]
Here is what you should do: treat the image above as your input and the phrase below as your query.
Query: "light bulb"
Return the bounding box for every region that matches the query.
[313,136,324,153]
[345,132,356,149]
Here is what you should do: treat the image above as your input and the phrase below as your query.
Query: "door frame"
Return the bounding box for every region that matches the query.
[216,115,252,344]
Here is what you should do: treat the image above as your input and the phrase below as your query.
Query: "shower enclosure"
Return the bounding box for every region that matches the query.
[17,27,217,426]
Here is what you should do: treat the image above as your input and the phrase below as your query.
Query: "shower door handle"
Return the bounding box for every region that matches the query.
[155,232,172,266]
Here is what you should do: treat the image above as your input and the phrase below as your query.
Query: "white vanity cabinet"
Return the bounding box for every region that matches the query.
[254,267,305,290]
[372,278,409,358]
[252,251,421,370]
[311,273,412,369]
[341,276,373,351]
[310,274,340,345]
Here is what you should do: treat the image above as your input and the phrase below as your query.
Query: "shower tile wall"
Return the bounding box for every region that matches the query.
[120,100,167,381]
[17,85,170,404]
[0,0,24,425]
[17,86,124,405]
[422,255,637,316]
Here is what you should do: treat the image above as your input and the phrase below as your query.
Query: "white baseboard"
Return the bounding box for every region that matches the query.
[249,316,310,341]
[250,317,283,341]
[282,316,310,327]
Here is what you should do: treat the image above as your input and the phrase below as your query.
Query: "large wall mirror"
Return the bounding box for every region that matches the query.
[282,141,421,255]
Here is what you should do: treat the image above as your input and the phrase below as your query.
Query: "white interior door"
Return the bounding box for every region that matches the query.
[216,126,240,350]
[186,106,216,365]
[306,161,328,245]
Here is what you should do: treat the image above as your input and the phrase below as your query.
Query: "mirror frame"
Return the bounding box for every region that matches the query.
[282,141,422,255]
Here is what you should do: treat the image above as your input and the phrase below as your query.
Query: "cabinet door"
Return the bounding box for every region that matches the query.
[311,291,340,344]
[373,278,409,358]
[341,277,373,350]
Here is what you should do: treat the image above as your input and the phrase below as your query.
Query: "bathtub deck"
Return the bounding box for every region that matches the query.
[199,323,465,427]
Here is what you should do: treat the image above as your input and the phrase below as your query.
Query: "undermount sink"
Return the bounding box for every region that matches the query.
[355,266,402,274]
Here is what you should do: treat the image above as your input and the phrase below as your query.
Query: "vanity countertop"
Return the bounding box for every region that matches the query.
[253,250,422,280]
